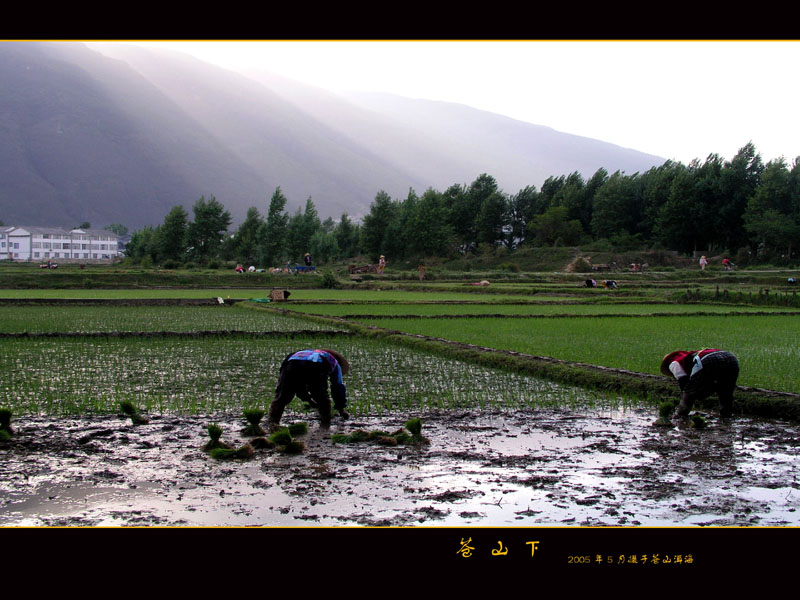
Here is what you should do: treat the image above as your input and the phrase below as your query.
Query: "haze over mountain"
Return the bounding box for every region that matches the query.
[0,41,666,229]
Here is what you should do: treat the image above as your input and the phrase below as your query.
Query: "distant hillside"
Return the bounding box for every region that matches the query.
[0,42,666,229]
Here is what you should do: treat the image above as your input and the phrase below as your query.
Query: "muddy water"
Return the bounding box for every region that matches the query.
[1,407,798,527]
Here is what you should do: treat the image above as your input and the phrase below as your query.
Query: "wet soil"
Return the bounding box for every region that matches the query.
[2,407,799,527]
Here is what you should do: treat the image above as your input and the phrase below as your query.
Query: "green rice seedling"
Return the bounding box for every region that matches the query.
[391,429,414,445]
[287,422,308,436]
[281,440,305,454]
[0,407,12,435]
[653,401,675,427]
[348,429,372,443]
[331,433,351,444]
[203,423,232,452]
[119,400,149,425]
[241,408,266,436]
[269,428,293,446]
[403,417,430,444]
[691,414,708,429]
[375,435,398,446]
[210,443,255,460]
[404,418,422,436]
[249,437,276,450]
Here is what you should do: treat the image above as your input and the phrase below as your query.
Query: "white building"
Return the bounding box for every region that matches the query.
[0,227,120,262]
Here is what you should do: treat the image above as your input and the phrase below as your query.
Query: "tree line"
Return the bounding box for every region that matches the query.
[125,142,800,268]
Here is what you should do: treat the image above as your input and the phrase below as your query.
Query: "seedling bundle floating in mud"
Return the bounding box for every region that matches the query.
[241,409,266,436]
[0,407,12,441]
[268,425,306,454]
[203,422,258,459]
[119,400,149,425]
[210,443,255,460]
[203,423,232,452]
[331,418,429,446]
[652,401,676,427]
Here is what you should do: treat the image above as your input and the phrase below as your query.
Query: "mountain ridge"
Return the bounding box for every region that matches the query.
[0,42,666,229]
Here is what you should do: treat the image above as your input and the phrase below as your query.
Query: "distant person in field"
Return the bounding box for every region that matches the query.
[699,255,708,271]
[418,264,426,281]
[269,349,350,426]
[661,349,740,418]
[304,253,312,267]
[378,255,386,274]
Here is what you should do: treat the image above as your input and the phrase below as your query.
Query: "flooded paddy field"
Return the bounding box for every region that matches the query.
[2,406,798,527]
[2,290,799,529]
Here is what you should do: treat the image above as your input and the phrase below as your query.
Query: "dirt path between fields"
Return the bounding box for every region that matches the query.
[2,406,799,527]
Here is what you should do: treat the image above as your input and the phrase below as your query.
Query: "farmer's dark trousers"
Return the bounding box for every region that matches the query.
[269,359,331,424]
[683,351,740,416]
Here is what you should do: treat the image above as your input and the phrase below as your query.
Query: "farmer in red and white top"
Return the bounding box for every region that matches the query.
[661,349,739,418]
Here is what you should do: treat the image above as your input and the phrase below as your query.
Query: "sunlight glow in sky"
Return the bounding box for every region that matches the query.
[130,40,799,165]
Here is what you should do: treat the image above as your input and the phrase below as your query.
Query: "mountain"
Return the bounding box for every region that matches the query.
[0,42,666,229]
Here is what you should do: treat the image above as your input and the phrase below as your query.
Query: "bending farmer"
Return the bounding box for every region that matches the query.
[269,349,350,425]
[661,349,739,418]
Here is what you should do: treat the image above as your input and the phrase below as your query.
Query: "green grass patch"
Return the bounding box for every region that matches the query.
[356,315,800,393]
[0,304,337,334]
[280,302,799,318]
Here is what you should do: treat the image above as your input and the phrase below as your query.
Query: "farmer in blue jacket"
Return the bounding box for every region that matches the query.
[268,349,350,426]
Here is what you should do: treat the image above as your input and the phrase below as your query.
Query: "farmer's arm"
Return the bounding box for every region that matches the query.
[669,361,690,391]
[330,364,347,411]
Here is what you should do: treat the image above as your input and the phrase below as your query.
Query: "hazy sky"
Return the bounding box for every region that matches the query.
[130,40,799,166]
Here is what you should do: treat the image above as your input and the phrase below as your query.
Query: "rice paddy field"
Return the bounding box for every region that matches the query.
[0,304,339,334]
[2,273,800,530]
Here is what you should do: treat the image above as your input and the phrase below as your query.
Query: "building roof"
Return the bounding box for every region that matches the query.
[4,226,118,238]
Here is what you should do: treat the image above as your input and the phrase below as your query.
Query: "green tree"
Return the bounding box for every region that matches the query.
[231,206,263,265]
[463,174,507,248]
[309,230,340,264]
[527,205,583,246]
[285,197,321,262]
[507,185,539,248]
[126,225,160,264]
[104,223,129,237]
[744,158,799,258]
[334,213,360,259]
[444,182,477,252]
[591,171,643,241]
[159,205,189,262]
[360,190,397,260]
[382,189,418,260]
[186,195,231,264]
[718,142,764,252]
[259,187,289,267]
[408,188,453,257]
[285,207,305,264]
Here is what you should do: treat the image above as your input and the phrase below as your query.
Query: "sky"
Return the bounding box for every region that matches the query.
[130,40,799,166]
